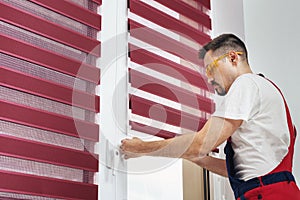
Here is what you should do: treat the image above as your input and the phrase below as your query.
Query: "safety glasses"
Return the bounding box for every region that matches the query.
[206,52,243,76]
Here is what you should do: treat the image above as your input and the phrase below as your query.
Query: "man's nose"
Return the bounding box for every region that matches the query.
[207,76,214,85]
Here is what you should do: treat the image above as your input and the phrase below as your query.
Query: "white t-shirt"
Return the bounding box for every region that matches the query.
[212,73,290,181]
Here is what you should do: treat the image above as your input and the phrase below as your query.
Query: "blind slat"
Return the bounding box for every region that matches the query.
[130,121,177,139]
[198,0,211,9]
[28,0,101,30]
[130,95,206,132]
[92,0,102,5]
[154,0,211,29]
[0,100,99,142]
[0,2,100,57]
[0,170,98,200]
[0,66,100,112]
[188,0,211,9]
[0,33,100,84]
[130,69,215,113]
[129,19,202,66]
[130,0,210,45]
[129,44,213,91]
[0,134,98,171]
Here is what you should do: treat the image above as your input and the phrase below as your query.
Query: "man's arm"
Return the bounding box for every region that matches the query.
[120,116,242,163]
[187,156,227,177]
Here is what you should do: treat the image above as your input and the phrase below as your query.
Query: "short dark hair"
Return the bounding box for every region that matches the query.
[199,33,248,62]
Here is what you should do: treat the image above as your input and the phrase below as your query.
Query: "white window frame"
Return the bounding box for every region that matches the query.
[97,0,128,199]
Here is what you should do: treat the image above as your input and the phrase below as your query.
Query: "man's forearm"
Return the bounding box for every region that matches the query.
[188,156,228,177]
[121,132,204,159]
[140,138,228,177]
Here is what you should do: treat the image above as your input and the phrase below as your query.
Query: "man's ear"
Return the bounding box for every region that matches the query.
[228,51,238,65]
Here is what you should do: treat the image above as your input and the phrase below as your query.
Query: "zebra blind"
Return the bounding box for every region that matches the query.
[0,0,101,199]
[128,0,214,139]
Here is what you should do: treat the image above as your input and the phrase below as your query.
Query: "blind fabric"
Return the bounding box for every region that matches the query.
[128,0,214,139]
[0,0,101,199]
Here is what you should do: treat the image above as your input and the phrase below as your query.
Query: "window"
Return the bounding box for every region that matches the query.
[127,0,214,199]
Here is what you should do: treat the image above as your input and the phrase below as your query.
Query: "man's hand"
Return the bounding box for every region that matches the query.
[120,137,146,159]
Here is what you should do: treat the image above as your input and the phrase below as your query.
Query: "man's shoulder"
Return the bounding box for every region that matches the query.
[232,73,260,88]
[235,73,268,87]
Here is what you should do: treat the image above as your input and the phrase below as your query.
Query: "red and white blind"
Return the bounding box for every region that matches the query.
[128,0,214,139]
[0,0,101,199]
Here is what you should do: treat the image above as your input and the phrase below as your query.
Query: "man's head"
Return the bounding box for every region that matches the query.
[199,34,251,96]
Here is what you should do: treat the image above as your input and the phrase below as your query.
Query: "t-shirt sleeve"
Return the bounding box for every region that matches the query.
[212,76,259,121]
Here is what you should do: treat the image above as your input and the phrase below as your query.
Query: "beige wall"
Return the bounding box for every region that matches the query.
[183,160,206,200]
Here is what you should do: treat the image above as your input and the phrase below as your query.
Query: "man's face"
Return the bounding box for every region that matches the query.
[203,50,229,96]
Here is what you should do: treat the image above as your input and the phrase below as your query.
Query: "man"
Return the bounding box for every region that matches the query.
[120,34,300,199]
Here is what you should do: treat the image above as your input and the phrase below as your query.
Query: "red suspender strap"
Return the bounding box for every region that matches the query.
[267,79,296,173]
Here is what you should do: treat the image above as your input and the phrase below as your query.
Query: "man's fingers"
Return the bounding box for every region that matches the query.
[120,137,144,159]
[121,138,127,144]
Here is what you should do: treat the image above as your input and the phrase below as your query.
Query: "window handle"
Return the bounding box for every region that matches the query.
[105,140,122,176]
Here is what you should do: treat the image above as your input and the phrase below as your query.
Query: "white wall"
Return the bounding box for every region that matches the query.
[210,0,245,40]
[243,0,300,185]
